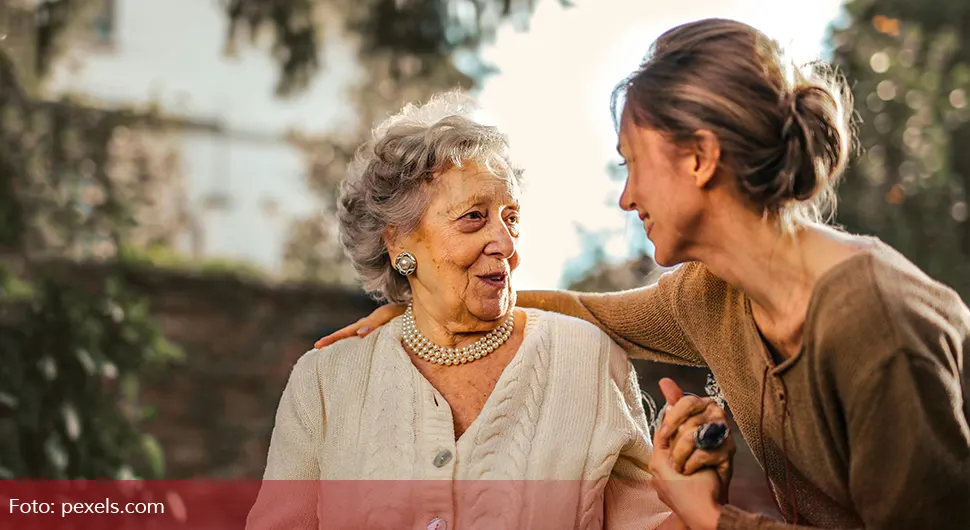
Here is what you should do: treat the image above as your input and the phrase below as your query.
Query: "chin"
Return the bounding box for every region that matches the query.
[653,253,676,268]
[469,292,514,322]
[651,245,683,268]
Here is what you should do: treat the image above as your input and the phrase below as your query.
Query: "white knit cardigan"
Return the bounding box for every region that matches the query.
[247,308,671,530]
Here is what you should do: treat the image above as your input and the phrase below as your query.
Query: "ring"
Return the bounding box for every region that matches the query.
[694,422,730,451]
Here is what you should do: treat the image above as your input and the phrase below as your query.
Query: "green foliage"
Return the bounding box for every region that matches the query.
[224,0,573,97]
[1,17,183,477]
[0,264,182,479]
[119,245,270,282]
[276,0,574,284]
[832,0,970,299]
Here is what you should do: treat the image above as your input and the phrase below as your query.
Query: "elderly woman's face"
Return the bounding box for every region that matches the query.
[395,161,520,325]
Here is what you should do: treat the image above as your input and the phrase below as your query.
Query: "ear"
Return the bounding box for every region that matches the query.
[383,227,402,257]
[691,130,721,189]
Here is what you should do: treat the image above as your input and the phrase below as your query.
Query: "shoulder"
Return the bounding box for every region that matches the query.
[528,307,620,354]
[655,261,738,320]
[671,261,731,293]
[811,240,970,368]
[526,307,637,380]
[662,261,744,345]
[286,330,383,389]
[866,244,970,331]
[530,306,607,336]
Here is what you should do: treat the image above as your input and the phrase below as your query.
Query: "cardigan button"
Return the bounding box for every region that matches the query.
[428,517,447,530]
[433,450,453,468]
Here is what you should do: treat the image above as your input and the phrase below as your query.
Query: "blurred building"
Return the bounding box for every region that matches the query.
[0,2,37,90]
[1,0,382,482]
[42,0,362,274]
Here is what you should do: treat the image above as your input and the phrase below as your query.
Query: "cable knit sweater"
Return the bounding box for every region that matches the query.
[246,308,671,530]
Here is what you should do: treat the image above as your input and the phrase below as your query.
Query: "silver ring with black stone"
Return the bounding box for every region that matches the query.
[694,422,730,451]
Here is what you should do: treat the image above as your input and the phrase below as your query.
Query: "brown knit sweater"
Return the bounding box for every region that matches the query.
[520,239,970,529]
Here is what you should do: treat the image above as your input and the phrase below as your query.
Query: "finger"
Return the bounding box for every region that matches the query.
[679,402,729,446]
[717,458,733,487]
[656,396,711,446]
[316,303,407,347]
[701,399,729,423]
[322,303,403,344]
[377,302,407,320]
[681,423,735,481]
[658,378,684,405]
[361,304,406,334]
[669,417,706,471]
[314,321,365,349]
[681,438,731,475]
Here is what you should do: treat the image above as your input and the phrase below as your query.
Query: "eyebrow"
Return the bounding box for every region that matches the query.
[616,144,624,158]
[447,194,520,216]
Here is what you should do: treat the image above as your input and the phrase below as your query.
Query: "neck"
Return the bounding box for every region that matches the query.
[690,211,816,324]
[408,300,506,350]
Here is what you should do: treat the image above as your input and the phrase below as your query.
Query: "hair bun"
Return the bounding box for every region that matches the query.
[614,19,854,226]
[773,81,850,206]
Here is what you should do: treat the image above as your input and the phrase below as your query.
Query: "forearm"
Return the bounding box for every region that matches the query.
[716,505,833,530]
[517,289,705,366]
[516,289,587,315]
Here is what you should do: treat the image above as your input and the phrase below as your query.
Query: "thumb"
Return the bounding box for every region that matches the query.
[659,377,684,406]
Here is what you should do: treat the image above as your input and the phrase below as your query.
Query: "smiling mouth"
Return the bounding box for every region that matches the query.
[477,272,508,287]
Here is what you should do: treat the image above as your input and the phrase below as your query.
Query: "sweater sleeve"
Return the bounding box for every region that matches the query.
[845,350,969,529]
[246,352,323,530]
[603,338,675,530]
[517,265,705,367]
[717,349,970,530]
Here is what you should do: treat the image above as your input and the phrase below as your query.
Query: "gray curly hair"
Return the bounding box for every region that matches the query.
[337,91,524,303]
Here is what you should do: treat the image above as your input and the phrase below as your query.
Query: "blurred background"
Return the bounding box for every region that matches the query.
[1,0,967,518]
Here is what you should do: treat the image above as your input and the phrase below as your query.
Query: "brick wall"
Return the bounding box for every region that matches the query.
[112,265,381,479]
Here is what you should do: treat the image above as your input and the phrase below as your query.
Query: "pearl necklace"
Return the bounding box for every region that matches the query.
[401,303,514,366]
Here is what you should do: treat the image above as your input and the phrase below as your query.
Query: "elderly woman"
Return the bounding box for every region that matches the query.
[246,92,731,530]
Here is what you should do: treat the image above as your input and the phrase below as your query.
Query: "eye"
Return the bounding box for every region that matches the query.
[462,211,485,221]
[617,160,628,167]
[504,211,520,236]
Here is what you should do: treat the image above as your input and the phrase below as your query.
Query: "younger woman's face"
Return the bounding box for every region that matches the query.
[616,113,709,267]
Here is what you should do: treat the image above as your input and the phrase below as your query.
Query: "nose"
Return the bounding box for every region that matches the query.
[484,218,516,259]
[619,179,636,212]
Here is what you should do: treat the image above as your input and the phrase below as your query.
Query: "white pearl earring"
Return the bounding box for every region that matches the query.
[394,252,417,276]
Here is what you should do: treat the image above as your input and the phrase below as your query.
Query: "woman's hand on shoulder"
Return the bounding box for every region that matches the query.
[314,303,407,349]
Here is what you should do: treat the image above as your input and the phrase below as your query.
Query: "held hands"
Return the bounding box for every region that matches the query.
[314,303,406,349]
[655,378,735,487]
[650,378,734,530]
